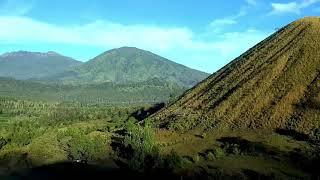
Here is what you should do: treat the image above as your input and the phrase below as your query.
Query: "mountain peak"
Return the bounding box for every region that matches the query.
[106,47,146,54]
[0,51,29,58]
[291,16,320,32]
[93,47,163,64]
[46,51,60,56]
[0,50,62,58]
[0,50,81,80]
[298,16,320,23]
[56,47,209,87]
[117,46,139,50]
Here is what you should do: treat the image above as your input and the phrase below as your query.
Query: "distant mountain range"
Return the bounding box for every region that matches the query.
[44,47,209,87]
[0,51,82,80]
[0,47,209,88]
[0,47,209,103]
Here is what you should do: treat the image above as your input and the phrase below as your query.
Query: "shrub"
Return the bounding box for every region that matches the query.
[206,152,215,161]
[123,121,161,171]
[313,128,320,141]
[222,143,241,155]
[0,137,8,150]
[6,120,43,146]
[213,147,225,159]
[0,145,31,170]
[167,117,198,132]
[119,122,188,174]
[192,154,200,163]
[164,150,184,170]
[57,128,108,162]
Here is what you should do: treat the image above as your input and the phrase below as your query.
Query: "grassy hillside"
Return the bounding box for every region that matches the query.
[0,77,184,104]
[153,17,320,138]
[0,51,82,80]
[47,47,209,87]
[139,17,320,179]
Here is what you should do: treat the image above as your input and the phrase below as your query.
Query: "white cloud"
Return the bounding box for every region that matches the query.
[166,28,271,72]
[0,16,270,73]
[210,29,270,57]
[0,16,194,51]
[209,2,253,33]
[301,0,320,7]
[271,2,299,14]
[209,7,247,32]
[270,0,320,14]
[210,18,237,27]
[0,0,34,15]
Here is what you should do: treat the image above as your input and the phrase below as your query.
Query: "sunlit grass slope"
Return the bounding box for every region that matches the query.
[154,17,320,138]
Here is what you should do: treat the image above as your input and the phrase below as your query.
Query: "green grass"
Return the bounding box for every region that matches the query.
[205,155,308,178]
[155,128,318,178]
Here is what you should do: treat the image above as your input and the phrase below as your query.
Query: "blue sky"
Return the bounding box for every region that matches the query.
[0,0,319,73]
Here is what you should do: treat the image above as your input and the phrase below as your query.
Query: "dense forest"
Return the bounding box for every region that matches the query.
[0,77,184,104]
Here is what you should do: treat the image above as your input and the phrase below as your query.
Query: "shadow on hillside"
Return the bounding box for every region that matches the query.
[275,129,311,142]
[3,161,181,180]
[214,136,320,178]
[303,99,320,110]
[216,137,279,157]
[131,102,165,121]
[3,161,276,180]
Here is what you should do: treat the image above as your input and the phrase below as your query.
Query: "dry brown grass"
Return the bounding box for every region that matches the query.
[153,17,320,136]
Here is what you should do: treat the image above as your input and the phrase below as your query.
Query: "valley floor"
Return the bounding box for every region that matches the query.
[0,98,319,179]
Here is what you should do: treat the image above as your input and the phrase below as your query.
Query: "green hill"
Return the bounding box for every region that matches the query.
[154,17,320,138]
[0,51,82,80]
[47,47,209,87]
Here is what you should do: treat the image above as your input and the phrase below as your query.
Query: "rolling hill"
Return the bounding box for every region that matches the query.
[0,51,82,80]
[47,47,209,87]
[154,17,320,138]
